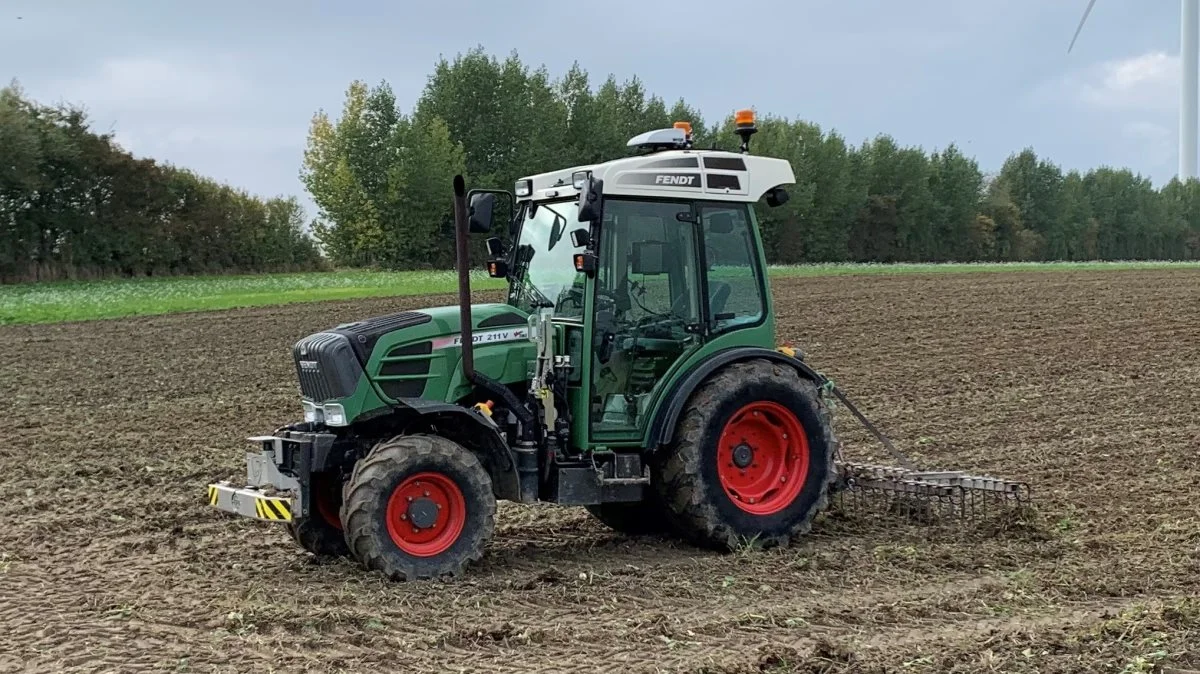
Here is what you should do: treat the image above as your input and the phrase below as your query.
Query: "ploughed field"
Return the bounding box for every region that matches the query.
[2,269,1198,673]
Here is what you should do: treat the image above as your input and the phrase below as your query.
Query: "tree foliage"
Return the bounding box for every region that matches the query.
[0,84,322,282]
[305,48,1200,268]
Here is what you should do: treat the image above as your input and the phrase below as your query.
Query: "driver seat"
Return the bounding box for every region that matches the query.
[670,281,733,318]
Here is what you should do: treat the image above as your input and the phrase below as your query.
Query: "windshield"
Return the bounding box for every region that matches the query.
[507,200,587,318]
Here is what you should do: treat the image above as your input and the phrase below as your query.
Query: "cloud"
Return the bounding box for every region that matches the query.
[114,124,303,156]
[25,53,263,156]
[1068,51,1179,112]
[1020,50,1183,183]
[50,55,249,113]
[1072,53,1181,174]
[22,53,308,202]
[27,53,297,151]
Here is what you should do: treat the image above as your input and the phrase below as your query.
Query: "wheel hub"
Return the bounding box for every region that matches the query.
[716,401,811,516]
[407,497,439,529]
[385,472,467,557]
[732,443,754,468]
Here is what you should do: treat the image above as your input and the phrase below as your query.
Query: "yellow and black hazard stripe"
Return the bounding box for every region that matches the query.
[254,497,292,521]
[207,485,219,506]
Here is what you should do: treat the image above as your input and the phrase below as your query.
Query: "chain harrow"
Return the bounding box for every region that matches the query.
[830,460,1032,524]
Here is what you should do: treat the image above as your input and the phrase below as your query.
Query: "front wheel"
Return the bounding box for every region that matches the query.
[340,434,495,581]
[287,472,348,557]
[653,359,837,550]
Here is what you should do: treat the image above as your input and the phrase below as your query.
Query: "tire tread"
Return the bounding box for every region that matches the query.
[339,434,495,581]
[655,358,838,550]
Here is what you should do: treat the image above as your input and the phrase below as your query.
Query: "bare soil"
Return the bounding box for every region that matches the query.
[2,270,1198,673]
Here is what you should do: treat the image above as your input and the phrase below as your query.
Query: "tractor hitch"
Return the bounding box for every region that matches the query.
[206,430,337,523]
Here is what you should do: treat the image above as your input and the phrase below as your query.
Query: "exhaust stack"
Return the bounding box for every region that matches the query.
[450,175,536,442]
[452,175,476,380]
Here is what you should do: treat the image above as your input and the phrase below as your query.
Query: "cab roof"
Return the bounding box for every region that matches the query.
[517,133,795,204]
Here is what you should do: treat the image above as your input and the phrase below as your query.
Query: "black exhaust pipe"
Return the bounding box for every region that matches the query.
[452,175,476,378]
[451,175,536,441]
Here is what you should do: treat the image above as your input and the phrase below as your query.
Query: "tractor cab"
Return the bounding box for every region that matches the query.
[484,115,795,452]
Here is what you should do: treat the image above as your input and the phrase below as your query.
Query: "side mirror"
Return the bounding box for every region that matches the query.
[630,241,667,276]
[548,213,566,250]
[468,192,496,233]
[578,176,605,223]
[765,187,790,208]
[485,237,504,257]
[569,228,591,248]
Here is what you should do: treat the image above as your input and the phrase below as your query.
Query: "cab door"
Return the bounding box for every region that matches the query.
[586,198,704,445]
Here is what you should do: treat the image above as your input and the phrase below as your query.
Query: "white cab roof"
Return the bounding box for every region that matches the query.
[518,147,794,204]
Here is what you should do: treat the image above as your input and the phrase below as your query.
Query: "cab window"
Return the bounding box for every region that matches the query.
[700,203,764,333]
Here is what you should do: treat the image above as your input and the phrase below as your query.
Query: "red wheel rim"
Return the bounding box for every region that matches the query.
[716,401,810,515]
[313,475,343,531]
[385,472,467,557]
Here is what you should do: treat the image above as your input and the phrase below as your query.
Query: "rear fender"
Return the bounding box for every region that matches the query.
[644,347,827,451]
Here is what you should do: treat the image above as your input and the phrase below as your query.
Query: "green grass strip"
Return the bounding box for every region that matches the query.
[2,261,1197,326]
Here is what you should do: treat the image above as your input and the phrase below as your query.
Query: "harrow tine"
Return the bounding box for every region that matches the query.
[831,461,1031,525]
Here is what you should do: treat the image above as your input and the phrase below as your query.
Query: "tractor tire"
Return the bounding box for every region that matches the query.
[653,358,837,551]
[585,498,670,536]
[340,434,495,581]
[288,517,347,557]
[287,472,348,557]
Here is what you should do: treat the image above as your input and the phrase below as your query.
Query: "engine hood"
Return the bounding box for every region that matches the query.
[293,303,536,409]
[324,303,531,366]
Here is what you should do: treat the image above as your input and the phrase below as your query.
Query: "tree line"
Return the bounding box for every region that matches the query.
[7,47,1200,285]
[0,84,323,283]
[304,47,1200,268]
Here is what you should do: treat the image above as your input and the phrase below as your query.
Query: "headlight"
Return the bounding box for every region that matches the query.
[322,403,347,426]
[302,400,321,423]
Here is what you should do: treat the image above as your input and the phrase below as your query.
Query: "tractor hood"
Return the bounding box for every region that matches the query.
[326,303,531,366]
[293,303,535,410]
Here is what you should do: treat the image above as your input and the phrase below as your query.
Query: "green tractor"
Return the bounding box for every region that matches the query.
[208,112,1029,580]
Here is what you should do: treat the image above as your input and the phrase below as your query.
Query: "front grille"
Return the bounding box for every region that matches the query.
[297,359,333,401]
[293,332,364,402]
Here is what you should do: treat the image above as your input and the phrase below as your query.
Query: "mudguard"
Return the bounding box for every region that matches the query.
[392,398,522,501]
[645,347,827,450]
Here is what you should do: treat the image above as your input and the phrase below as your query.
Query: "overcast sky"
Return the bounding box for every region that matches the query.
[1,1,1189,219]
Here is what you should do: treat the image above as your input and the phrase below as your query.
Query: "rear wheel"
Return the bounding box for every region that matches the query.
[287,472,348,557]
[653,359,837,550]
[340,434,495,581]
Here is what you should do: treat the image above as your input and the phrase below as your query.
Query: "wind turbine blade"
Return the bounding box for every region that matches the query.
[1068,0,1099,53]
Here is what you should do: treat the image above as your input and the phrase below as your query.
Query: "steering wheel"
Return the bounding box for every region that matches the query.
[624,311,684,337]
[559,285,618,312]
[597,287,618,311]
